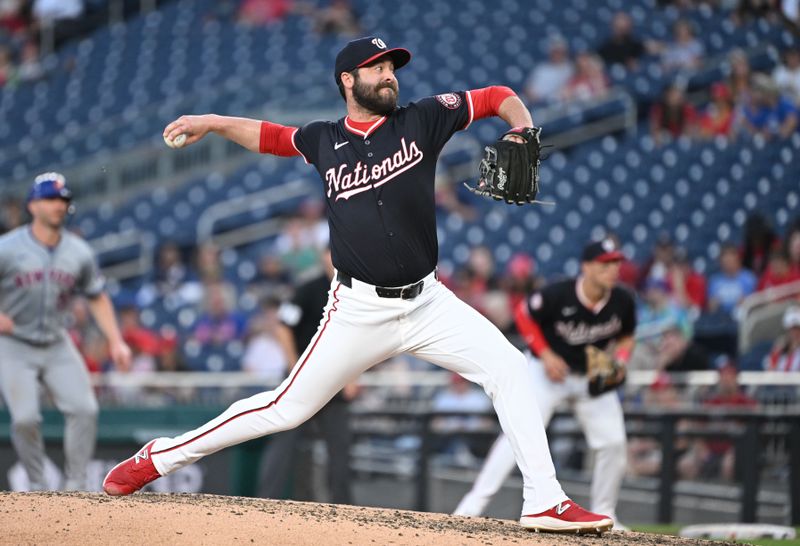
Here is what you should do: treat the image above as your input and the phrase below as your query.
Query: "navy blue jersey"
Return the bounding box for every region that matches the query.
[293,91,475,286]
[525,279,637,374]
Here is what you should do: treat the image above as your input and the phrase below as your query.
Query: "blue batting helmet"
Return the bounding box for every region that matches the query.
[28,172,73,203]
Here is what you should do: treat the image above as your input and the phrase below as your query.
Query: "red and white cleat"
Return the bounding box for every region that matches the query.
[519,500,614,534]
[103,440,162,496]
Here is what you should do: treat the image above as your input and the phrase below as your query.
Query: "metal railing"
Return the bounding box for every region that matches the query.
[739,281,800,353]
[195,178,316,247]
[91,369,800,390]
[349,407,800,524]
[88,229,156,281]
[533,87,638,149]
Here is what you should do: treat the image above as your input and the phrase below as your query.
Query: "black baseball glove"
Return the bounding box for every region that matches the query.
[464,126,543,206]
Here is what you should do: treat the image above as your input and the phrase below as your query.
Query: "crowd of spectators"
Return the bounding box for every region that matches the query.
[2,174,795,398]
[628,215,800,373]
[0,1,46,88]
[209,0,361,37]
[516,2,800,145]
[649,44,800,144]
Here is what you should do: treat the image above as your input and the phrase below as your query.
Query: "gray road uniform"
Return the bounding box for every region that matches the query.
[0,226,106,490]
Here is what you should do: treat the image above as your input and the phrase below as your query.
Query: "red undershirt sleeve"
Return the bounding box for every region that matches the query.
[259,121,301,157]
[513,301,550,356]
[469,86,517,121]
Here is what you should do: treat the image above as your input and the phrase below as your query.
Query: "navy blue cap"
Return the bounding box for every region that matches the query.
[28,172,72,203]
[334,36,411,85]
[581,238,625,262]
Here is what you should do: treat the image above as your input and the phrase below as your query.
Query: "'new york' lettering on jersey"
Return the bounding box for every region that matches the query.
[0,226,105,345]
[293,91,474,287]
[526,279,637,374]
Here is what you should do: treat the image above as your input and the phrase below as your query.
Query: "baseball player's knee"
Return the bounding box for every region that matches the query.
[66,407,99,423]
[500,349,530,381]
[65,399,99,420]
[280,405,318,429]
[596,442,627,470]
[12,417,41,435]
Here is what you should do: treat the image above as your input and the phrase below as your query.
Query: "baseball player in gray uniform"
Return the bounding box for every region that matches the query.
[0,173,132,490]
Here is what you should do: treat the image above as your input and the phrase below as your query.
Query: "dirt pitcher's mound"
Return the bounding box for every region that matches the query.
[0,492,733,546]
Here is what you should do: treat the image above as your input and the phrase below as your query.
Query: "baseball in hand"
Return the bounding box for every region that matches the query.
[164,133,187,149]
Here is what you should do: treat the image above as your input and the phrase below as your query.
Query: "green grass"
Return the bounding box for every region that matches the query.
[632,525,800,546]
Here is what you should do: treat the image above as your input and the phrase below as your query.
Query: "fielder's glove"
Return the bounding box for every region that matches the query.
[464,126,543,206]
[586,345,626,397]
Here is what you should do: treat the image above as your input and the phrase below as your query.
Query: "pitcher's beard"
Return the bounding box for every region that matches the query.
[353,78,398,116]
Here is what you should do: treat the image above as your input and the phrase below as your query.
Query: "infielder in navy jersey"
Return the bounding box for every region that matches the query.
[0,173,132,491]
[104,36,613,533]
[455,239,637,528]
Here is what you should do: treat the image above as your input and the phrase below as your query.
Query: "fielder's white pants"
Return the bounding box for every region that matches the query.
[149,272,567,515]
[454,355,627,521]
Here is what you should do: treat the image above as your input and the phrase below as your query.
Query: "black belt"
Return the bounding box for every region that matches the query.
[336,271,427,300]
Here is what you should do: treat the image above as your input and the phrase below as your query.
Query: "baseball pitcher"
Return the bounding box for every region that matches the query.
[454,238,637,527]
[0,173,132,490]
[104,36,613,534]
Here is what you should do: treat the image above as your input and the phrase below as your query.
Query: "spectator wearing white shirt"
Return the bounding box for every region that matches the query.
[33,0,83,21]
[766,306,800,371]
[773,49,800,104]
[524,36,574,105]
[242,298,289,382]
[660,19,705,72]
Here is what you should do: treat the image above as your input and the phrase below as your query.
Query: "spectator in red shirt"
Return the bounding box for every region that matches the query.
[238,0,292,25]
[698,82,735,139]
[681,364,757,481]
[0,45,14,88]
[668,248,707,313]
[637,233,675,290]
[561,52,609,103]
[758,250,800,291]
[785,227,800,275]
[67,298,107,373]
[118,301,162,373]
[0,0,29,35]
[501,252,542,313]
[650,84,697,146]
[702,364,757,480]
[157,329,189,373]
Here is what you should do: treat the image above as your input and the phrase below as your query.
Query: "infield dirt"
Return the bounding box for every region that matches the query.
[0,492,742,545]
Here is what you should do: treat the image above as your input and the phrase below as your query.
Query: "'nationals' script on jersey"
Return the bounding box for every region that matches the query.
[291,91,475,287]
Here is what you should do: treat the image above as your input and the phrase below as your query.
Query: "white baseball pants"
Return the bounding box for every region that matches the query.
[454,356,627,521]
[149,272,567,515]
